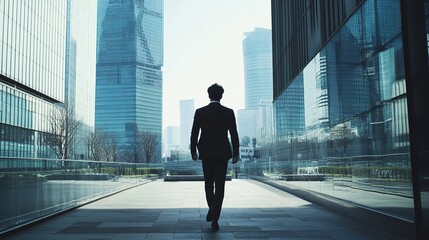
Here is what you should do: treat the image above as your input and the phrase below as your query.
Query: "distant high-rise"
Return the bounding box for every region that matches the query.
[163,126,180,158]
[95,0,164,162]
[237,109,258,140]
[257,99,274,143]
[66,0,97,159]
[240,28,273,143]
[243,28,273,110]
[180,99,194,151]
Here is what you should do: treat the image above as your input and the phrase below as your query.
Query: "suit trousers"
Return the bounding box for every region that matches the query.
[202,158,228,221]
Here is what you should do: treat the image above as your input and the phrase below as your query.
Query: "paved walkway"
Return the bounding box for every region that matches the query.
[5,179,405,240]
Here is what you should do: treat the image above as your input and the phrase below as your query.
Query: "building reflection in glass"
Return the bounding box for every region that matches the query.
[266,0,414,221]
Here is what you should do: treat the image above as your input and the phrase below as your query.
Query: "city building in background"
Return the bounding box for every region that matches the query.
[162,126,180,159]
[65,0,97,159]
[0,1,67,159]
[95,0,164,162]
[270,0,429,237]
[237,28,273,143]
[237,109,258,140]
[179,99,194,151]
[257,99,274,144]
[238,27,273,146]
[243,28,272,110]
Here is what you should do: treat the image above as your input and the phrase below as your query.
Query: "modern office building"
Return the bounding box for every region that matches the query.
[95,0,164,162]
[237,109,258,140]
[179,99,194,151]
[257,99,274,144]
[65,0,97,159]
[0,1,67,159]
[271,0,429,238]
[239,28,274,144]
[0,0,97,161]
[243,28,273,110]
[238,100,274,144]
[163,126,180,159]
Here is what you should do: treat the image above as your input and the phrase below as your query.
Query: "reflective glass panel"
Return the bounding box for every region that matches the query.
[265,0,414,221]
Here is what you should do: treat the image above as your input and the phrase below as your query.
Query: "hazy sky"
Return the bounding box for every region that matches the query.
[163,0,271,128]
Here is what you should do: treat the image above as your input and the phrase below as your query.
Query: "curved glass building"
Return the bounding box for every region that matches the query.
[242,28,273,110]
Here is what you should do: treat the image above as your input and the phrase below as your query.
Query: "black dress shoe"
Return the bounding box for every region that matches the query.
[206,208,213,222]
[211,220,219,231]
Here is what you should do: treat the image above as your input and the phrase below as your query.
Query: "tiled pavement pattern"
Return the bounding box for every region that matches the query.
[4,179,405,240]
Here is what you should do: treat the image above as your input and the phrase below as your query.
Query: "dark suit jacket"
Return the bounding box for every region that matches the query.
[190,102,239,161]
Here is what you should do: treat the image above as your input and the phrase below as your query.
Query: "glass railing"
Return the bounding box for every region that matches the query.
[241,152,414,222]
[0,157,164,234]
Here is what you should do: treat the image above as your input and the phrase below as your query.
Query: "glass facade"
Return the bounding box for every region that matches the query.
[270,0,414,221]
[243,28,273,110]
[65,0,97,159]
[0,1,66,102]
[96,0,163,162]
[0,1,67,159]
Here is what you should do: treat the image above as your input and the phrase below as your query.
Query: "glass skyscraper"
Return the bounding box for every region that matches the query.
[240,28,273,144]
[0,1,67,159]
[96,0,164,162]
[66,0,97,159]
[242,28,273,110]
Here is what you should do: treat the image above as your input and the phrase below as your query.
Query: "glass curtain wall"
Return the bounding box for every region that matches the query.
[264,0,414,221]
[96,0,163,162]
[0,1,67,159]
[65,0,97,160]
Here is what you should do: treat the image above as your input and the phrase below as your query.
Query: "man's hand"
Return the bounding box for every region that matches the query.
[232,155,239,164]
[191,153,198,161]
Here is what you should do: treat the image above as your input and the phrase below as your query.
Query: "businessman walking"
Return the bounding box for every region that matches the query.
[190,83,239,231]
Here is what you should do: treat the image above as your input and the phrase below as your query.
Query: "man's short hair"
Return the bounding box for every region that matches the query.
[208,83,224,101]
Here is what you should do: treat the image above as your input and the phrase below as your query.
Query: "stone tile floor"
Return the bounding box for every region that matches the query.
[4,179,405,240]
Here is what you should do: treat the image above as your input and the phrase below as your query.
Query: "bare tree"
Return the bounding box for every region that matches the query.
[103,133,119,162]
[86,130,105,162]
[330,123,354,158]
[135,129,159,164]
[86,129,119,162]
[43,104,82,160]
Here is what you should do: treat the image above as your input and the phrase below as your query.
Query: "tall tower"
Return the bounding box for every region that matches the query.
[242,28,273,110]
[240,28,273,143]
[96,0,164,161]
[164,126,180,158]
[180,99,195,151]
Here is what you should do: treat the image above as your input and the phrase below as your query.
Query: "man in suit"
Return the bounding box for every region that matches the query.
[190,83,239,231]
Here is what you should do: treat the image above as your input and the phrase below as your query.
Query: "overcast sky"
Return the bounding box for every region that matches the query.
[163,0,272,128]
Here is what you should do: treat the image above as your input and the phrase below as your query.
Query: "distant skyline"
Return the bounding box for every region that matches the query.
[163,0,271,128]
